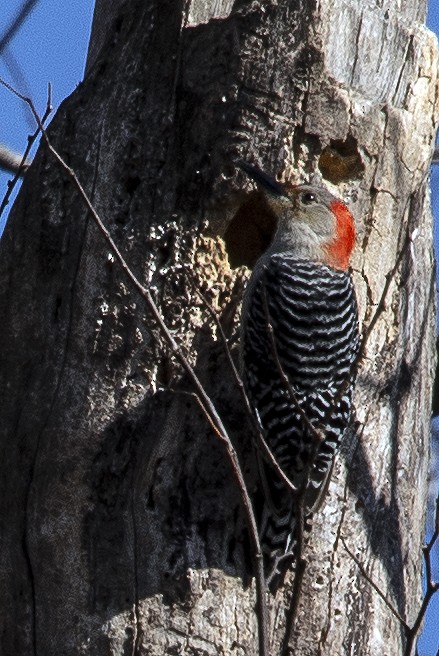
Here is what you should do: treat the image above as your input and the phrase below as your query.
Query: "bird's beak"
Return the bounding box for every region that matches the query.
[237,160,287,197]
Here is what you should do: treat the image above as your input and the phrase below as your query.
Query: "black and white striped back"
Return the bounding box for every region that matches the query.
[242,255,360,584]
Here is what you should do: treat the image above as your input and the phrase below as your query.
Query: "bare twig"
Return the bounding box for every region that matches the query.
[341,205,437,655]
[0,0,39,53]
[188,270,316,654]
[186,272,298,495]
[280,503,307,656]
[342,494,439,656]
[0,81,270,656]
[359,226,411,358]
[0,144,31,175]
[259,283,365,652]
[260,287,312,652]
[2,48,35,130]
[403,494,439,656]
[0,0,40,129]
[262,286,325,447]
[187,266,314,654]
[0,78,52,218]
[314,200,415,434]
[341,536,408,629]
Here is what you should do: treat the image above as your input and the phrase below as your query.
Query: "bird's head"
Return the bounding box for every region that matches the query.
[238,161,356,270]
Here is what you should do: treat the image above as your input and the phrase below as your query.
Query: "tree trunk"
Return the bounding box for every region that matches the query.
[0,1,438,654]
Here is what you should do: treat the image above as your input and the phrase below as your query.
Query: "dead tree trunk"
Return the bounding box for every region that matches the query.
[0,1,438,654]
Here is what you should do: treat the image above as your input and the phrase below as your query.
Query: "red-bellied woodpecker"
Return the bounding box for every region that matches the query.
[239,162,360,587]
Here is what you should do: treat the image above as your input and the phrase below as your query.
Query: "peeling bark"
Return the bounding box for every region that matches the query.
[0,1,438,654]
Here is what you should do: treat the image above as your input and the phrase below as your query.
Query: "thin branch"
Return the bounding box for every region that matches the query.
[262,286,325,447]
[259,285,360,652]
[188,391,230,440]
[1,81,270,656]
[0,0,39,53]
[359,225,411,357]
[428,494,439,548]
[186,272,298,495]
[341,536,409,630]
[188,273,310,639]
[261,283,332,495]
[260,287,313,652]
[2,48,35,130]
[403,494,439,656]
[342,493,439,656]
[187,271,317,654]
[344,203,437,655]
[0,144,31,175]
[280,503,306,656]
[0,78,52,218]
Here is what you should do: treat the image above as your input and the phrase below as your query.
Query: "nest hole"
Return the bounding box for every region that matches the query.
[223,191,277,269]
[319,135,364,184]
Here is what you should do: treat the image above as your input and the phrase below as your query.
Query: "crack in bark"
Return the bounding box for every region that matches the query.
[350,10,364,85]
[392,35,414,106]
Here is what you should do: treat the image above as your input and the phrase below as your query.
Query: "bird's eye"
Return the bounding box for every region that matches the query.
[300,191,317,205]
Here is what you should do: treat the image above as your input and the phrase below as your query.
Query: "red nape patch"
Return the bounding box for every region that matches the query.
[325,200,356,270]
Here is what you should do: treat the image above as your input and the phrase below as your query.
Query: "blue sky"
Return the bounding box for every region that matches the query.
[0,0,95,231]
[0,1,438,653]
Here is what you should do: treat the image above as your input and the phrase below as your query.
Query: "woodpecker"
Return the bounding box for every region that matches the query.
[239,161,360,587]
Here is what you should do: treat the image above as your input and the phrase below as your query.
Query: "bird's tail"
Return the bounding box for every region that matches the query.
[259,503,313,591]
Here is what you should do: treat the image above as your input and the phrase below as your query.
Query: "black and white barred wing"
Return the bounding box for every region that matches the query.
[243,255,360,517]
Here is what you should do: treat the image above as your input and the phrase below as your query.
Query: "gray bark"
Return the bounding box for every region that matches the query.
[0,0,438,654]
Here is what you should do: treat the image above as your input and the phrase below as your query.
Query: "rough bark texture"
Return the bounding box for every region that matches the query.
[0,0,438,654]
